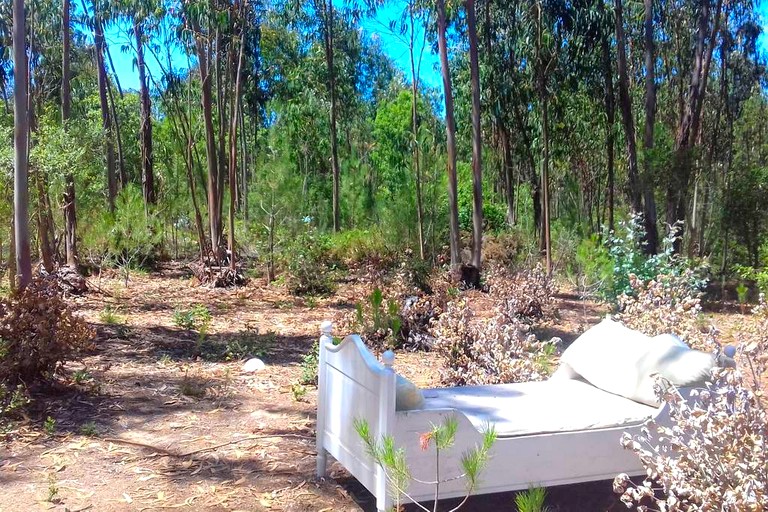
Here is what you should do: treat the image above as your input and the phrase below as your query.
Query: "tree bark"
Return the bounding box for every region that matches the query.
[667,0,722,252]
[437,0,461,271]
[62,0,77,267]
[13,0,32,289]
[192,19,221,262]
[600,26,616,232]
[408,6,425,260]
[641,0,659,253]
[615,0,644,216]
[536,2,551,276]
[228,29,245,272]
[92,2,116,212]
[135,20,155,209]
[322,0,341,232]
[467,0,483,273]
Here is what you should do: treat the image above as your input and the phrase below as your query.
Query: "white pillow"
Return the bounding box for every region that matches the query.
[396,374,425,411]
[558,318,715,406]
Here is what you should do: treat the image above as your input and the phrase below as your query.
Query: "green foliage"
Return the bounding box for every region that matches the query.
[0,384,30,427]
[83,186,163,281]
[355,416,496,510]
[299,341,320,386]
[326,229,397,269]
[284,226,337,296]
[79,422,98,437]
[515,487,548,512]
[73,369,92,384]
[603,216,708,301]
[354,287,403,348]
[733,265,768,295]
[98,306,125,325]
[198,328,275,362]
[173,304,212,333]
[573,234,613,296]
[43,416,57,436]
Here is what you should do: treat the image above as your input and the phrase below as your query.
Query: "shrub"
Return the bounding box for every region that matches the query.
[486,264,557,323]
[284,228,336,296]
[326,229,397,269]
[604,215,709,301]
[573,235,613,297]
[615,298,768,510]
[614,272,715,351]
[432,300,557,386]
[0,277,93,385]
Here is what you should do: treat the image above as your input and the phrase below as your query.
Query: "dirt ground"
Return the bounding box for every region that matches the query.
[0,266,752,512]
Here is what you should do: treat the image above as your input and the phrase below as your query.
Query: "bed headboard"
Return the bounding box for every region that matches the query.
[316,321,395,506]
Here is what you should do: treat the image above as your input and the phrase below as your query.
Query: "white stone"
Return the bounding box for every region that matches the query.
[242,358,266,372]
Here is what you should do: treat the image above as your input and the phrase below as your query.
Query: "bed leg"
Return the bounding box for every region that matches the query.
[316,321,332,479]
[316,448,327,478]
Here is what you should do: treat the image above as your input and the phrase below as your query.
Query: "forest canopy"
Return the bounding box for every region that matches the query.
[1,0,767,287]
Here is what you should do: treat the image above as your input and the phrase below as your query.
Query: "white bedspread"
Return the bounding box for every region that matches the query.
[420,379,658,437]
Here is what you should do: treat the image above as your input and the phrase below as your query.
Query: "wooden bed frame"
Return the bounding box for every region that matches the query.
[315,321,670,512]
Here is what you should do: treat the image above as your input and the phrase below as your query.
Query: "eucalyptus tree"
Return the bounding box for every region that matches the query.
[62,0,78,267]
[436,0,460,271]
[466,0,483,275]
[12,0,32,288]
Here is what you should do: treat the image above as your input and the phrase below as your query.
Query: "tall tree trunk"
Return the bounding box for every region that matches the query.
[92,3,116,212]
[408,6,425,260]
[228,31,245,272]
[535,2,551,276]
[322,0,341,232]
[437,0,460,271]
[500,123,515,225]
[62,0,77,267]
[13,0,31,289]
[641,0,659,254]
[467,0,483,273]
[667,0,722,252]
[615,0,644,216]
[192,21,221,262]
[600,27,616,232]
[135,20,155,210]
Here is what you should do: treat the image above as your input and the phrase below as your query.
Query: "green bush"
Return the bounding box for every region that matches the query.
[284,227,336,296]
[574,234,613,296]
[326,229,397,268]
[603,216,708,301]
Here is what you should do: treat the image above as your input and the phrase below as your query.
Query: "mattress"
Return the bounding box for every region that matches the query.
[419,379,658,438]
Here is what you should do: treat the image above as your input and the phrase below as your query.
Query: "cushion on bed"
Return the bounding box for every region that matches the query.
[396,374,425,411]
[558,317,715,406]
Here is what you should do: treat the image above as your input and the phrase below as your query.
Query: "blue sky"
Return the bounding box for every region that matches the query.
[104,2,442,93]
[106,1,767,95]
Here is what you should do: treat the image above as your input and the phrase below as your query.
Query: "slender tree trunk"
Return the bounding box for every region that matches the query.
[467,0,483,273]
[92,3,116,212]
[600,28,616,232]
[667,0,722,252]
[13,0,31,289]
[62,0,77,268]
[106,74,127,188]
[135,20,155,210]
[408,8,425,260]
[192,21,221,262]
[322,0,341,232]
[437,0,460,271]
[615,0,644,216]
[500,124,515,225]
[535,2,552,275]
[641,0,659,253]
[228,31,245,272]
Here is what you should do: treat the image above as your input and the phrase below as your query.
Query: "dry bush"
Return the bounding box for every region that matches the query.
[614,299,768,510]
[614,271,715,351]
[486,264,557,323]
[0,277,94,385]
[431,300,556,386]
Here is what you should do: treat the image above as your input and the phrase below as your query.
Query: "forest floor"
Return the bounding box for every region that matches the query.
[0,264,753,512]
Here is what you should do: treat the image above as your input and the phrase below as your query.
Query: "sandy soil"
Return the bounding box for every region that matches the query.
[0,266,753,512]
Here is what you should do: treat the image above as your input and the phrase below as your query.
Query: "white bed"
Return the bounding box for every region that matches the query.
[315,320,683,512]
